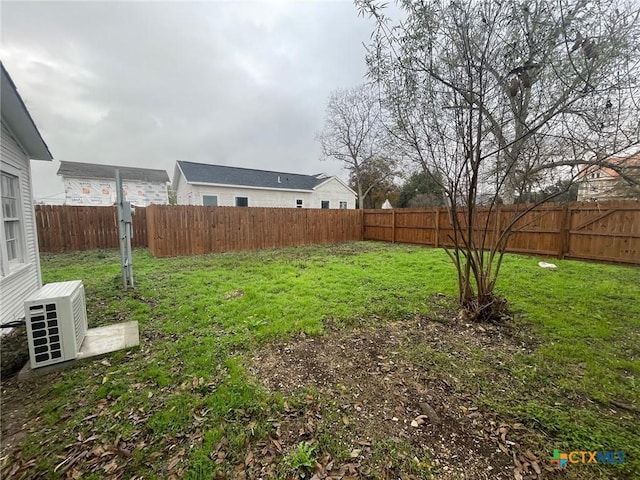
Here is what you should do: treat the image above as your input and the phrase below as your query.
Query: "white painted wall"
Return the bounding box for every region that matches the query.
[181,184,313,208]
[63,177,168,206]
[310,178,356,209]
[0,121,42,326]
[174,173,196,206]
[175,174,356,209]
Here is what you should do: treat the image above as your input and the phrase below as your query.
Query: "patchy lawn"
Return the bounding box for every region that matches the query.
[1,242,638,479]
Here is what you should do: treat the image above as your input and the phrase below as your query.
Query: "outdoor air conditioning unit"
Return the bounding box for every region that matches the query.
[24,280,88,368]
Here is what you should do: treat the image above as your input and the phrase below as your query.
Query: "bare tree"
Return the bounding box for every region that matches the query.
[317,84,396,209]
[358,0,640,321]
[349,157,400,208]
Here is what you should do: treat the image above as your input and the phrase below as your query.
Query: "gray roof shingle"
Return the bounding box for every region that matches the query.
[177,161,326,191]
[57,161,169,183]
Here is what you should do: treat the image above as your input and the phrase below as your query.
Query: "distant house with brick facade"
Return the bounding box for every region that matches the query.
[577,151,640,201]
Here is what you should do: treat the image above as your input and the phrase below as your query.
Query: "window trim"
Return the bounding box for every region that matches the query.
[339,201,348,209]
[1,168,26,276]
[296,199,303,208]
[321,200,330,209]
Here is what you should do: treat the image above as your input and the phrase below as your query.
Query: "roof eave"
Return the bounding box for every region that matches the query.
[59,173,169,183]
[313,176,357,196]
[1,63,53,161]
[172,162,185,191]
[185,180,314,193]
[56,161,170,182]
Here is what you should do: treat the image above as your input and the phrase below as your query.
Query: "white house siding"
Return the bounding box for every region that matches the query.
[311,178,356,209]
[0,122,42,325]
[63,177,168,206]
[185,184,314,208]
[176,177,355,209]
[174,174,193,205]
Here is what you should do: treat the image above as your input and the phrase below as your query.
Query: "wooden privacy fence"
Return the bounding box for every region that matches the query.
[363,200,640,264]
[35,202,639,264]
[35,205,148,252]
[145,205,363,257]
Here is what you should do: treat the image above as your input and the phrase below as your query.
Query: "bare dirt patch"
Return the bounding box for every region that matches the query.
[1,375,52,457]
[249,312,544,479]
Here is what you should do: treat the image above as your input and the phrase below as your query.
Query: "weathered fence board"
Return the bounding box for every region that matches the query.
[35,201,639,264]
[35,205,147,252]
[363,201,640,264]
[145,205,363,257]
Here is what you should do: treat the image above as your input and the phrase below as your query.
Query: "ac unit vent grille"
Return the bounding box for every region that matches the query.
[27,303,63,363]
[72,290,86,349]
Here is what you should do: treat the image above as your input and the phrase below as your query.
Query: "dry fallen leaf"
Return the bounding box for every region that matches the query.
[531,460,541,475]
[245,449,254,466]
[513,466,524,480]
[103,458,119,474]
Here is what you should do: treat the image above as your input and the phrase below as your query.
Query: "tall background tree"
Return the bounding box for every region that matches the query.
[317,84,397,209]
[358,0,640,320]
[397,170,445,207]
[349,157,400,208]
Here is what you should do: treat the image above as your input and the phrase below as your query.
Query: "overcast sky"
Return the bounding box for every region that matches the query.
[1,0,376,202]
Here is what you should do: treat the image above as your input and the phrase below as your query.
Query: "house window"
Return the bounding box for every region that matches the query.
[235,197,249,207]
[339,201,348,209]
[203,195,218,206]
[296,199,303,208]
[321,200,330,209]
[1,172,23,265]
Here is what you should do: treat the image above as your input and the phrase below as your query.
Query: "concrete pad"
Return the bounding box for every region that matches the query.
[18,321,139,380]
[77,321,139,359]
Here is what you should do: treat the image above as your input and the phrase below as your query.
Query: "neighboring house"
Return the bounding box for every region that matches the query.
[577,152,640,201]
[1,64,53,327]
[172,161,356,209]
[57,161,170,207]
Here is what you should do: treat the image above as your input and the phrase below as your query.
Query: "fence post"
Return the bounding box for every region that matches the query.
[360,209,365,241]
[146,204,156,256]
[559,204,571,259]
[392,209,396,243]
[493,204,501,249]
[434,208,440,248]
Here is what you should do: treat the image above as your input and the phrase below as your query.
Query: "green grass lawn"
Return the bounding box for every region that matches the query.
[1,242,638,479]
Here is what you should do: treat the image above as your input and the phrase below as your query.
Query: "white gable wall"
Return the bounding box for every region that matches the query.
[311,178,356,209]
[0,121,42,325]
[174,172,194,205]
